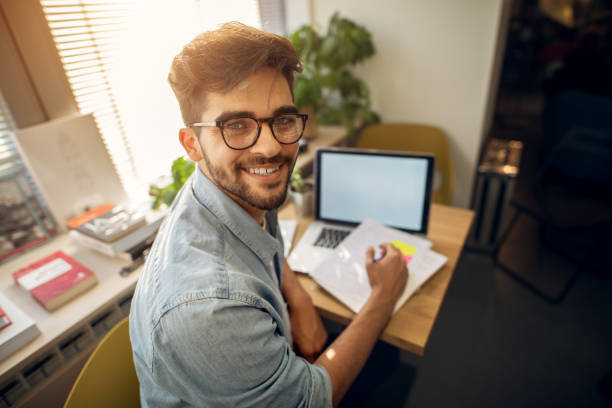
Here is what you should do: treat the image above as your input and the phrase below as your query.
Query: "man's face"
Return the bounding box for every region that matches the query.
[191,68,299,214]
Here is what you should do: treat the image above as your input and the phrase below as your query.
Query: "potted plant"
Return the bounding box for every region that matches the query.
[149,157,195,210]
[288,169,313,217]
[288,12,380,144]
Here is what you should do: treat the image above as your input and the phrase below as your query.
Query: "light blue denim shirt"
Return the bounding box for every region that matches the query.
[129,167,332,407]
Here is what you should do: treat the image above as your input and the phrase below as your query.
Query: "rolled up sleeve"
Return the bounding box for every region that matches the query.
[150,298,332,408]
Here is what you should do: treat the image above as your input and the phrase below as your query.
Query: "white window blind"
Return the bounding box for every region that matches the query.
[40,0,273,202]
[40,0,141,195]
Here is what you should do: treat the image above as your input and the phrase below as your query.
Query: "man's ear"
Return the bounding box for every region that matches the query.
[179,128,203,161]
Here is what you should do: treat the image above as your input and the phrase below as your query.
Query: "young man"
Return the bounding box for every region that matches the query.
[129,22,408,407]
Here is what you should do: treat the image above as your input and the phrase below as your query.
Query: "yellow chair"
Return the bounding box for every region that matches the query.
[64,317,140,408]
[356,123,455,205]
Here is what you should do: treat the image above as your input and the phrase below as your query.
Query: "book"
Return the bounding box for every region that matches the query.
[0,291,40,361]
[75,205,146,243]
[69,209,166,257]
[65,203,115,229]
[310,219,447,314]
[12,251,98,312]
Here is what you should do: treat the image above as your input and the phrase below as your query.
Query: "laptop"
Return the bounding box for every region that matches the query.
[288,147,435,274]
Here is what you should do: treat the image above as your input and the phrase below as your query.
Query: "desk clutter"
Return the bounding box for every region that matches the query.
[302,219,447,314]
[67,203,165,261]
[0,201,165,366]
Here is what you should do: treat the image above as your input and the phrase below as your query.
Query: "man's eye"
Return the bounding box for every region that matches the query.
[225,119,251,131]
[275,116,296,126]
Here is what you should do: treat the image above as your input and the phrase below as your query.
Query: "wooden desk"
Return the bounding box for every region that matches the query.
[279,202,474,356]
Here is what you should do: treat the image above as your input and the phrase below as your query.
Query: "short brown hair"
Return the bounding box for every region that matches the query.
[169,22,302,126]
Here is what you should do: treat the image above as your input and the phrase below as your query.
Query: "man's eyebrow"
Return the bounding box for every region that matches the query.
[215,111,255,122]
[214,106,298,122]
[273,105,298,116]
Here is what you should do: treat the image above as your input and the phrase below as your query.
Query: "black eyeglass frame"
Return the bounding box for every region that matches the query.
[189,113,308,150]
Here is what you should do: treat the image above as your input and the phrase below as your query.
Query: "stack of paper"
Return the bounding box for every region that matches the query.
[0,291,40,361]
[310,219,447,314]
[279,220,297,257]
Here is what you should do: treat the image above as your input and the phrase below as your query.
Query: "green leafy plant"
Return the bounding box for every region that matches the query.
[288,12,380,143]
[149,157,195,209]
[290,168,309,193]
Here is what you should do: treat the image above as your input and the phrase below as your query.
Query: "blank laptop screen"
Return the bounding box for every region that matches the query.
[316,149,434,233]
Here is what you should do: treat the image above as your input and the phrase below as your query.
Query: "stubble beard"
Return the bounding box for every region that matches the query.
[202,150,295,211]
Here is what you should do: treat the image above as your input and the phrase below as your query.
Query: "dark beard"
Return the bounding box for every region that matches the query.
[202,151,295,211]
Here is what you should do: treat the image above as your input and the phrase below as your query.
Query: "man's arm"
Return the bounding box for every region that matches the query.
[281,260,328,362]
[315,243,408,407]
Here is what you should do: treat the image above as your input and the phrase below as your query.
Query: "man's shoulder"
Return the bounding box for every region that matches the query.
[131,188,227,321]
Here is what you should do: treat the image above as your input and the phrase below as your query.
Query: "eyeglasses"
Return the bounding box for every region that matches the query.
[190,113,308,150]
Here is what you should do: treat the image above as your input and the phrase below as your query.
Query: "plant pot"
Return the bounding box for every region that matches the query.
[288,186,314,217]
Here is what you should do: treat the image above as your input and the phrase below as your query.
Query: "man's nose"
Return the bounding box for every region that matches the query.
[251,122,281,157]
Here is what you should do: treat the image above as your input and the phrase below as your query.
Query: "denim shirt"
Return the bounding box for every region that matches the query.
[129,167,332,407]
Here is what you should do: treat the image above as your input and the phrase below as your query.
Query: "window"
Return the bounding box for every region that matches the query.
[40,0,275,201]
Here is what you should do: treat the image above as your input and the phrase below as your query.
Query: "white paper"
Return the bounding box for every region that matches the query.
[311,219,446,314]
[17,258,72,291]
[279,220,297,257]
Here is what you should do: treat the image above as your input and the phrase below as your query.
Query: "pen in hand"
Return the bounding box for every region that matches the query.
[371,245,389,263]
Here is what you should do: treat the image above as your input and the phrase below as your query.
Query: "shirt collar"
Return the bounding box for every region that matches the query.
[190,166,282,265]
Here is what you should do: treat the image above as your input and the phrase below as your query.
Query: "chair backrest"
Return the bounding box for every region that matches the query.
[356,123,455,205]
[64,317,140,408]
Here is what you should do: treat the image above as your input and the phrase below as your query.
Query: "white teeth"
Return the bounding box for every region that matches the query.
[248,166,279,175]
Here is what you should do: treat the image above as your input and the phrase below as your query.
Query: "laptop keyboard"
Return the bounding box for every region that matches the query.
[313,228,351,249]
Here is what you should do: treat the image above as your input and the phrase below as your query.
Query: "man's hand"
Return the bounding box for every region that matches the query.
[288,293,328,363]
[365,243,408,308]
[315,243,408,406]
[282,261,327,363]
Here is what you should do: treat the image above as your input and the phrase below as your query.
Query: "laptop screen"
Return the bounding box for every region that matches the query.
[315,148,435,233]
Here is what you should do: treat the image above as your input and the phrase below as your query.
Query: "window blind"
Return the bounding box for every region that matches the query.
[40,0,141,193]
[258,0,286,35]
[40,0,280,201]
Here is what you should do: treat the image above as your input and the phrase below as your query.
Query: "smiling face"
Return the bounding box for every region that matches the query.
[179,68,299,221]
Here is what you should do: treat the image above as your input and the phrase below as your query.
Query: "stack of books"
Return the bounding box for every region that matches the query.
[67,204,166,260]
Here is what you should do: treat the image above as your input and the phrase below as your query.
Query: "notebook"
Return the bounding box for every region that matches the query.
[287,147,435,274]
[310,219,447,314]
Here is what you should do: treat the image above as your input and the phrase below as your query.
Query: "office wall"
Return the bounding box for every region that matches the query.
[311,0,505,207]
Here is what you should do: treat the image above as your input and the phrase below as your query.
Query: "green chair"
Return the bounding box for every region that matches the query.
[356,123,455,205]
[64,317,140,408]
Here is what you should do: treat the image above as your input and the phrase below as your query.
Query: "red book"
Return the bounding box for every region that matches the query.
[12,251,98,312]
